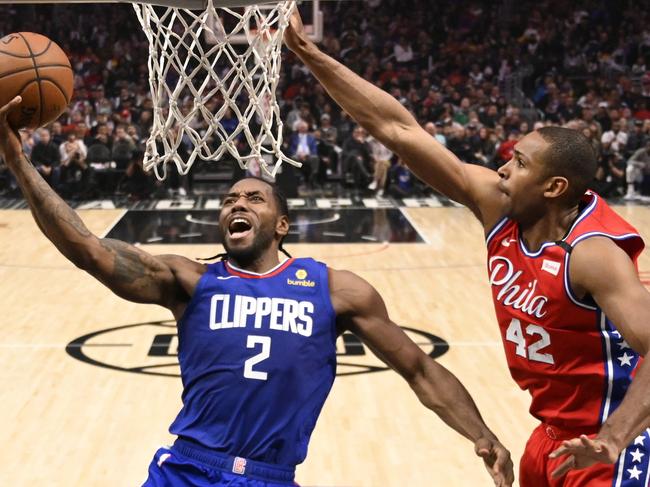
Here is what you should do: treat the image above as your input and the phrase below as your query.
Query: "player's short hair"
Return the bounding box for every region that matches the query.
[537,126,597,202]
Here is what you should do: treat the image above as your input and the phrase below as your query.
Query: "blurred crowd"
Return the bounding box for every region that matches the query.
[1,0,650,201]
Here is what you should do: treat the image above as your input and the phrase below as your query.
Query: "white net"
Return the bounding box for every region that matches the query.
[133,0,298,179]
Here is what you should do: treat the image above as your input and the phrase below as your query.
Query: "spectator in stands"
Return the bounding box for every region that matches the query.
[472,127,497,168]
[138,109,154,136]
[335,111,354,146]
[285,98,305,132]
[596,102,612,132]
[341,125,373,188]
[50,121,65,146]
[582,126,602,161]
[126,124,141,145]
[112,125,137,170]
[316,114,339,177]
[288,120,320,186]
[447,126,474,163]
[393,36,414,65]
[601,120,629,156]
[626,120,647,156]
[59,132,94,199]
[87,133,112,165]
[602,152,627,197]
[120,149,156,200]
[625,139,650,200]
[387,158,416,198]
[424,122,446,147]
[31,128,61,187]
[367,135,392,197]
[221,107,238,136]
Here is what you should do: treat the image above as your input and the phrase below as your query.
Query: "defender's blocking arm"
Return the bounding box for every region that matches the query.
[284,11,503,226]
[0,97,191,311]
[328,268,514,487]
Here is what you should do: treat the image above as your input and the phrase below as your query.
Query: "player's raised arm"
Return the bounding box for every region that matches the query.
[549,237,650,477]
[329,268,514,486]
[0,97,193,313]
[284,10,503,226]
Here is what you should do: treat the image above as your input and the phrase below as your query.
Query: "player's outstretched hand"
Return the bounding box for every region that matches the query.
[475,437,515,487]
[0,96,23,163]
[283,6,309,53]
[549,434,618,478]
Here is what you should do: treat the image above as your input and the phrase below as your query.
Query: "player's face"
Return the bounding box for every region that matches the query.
[497,132,552,222]
[219,179,288,263]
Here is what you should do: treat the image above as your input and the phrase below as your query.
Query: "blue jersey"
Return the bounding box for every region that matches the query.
[169,257,338,468]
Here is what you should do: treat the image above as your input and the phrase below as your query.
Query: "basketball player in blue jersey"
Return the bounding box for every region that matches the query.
[0,96,513,487]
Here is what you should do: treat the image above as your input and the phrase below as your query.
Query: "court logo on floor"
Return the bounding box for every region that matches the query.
[66,320,449,377]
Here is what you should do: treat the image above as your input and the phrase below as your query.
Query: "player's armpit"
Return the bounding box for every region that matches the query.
[328,268,423,380]
[569,236,650,355]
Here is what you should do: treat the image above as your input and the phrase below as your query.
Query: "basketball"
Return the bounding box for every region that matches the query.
[0,32,73,129]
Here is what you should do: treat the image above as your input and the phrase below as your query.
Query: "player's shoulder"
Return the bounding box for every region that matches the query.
[463,163,507,231]
[158,254,207,275]
[327,268,381,315]
[566,191,644,257]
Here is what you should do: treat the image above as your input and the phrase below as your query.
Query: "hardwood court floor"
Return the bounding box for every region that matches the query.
[1,205,649,487]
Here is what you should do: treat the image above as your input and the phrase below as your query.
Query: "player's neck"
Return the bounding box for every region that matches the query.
[519,204,580,252]
[228,251,282,275]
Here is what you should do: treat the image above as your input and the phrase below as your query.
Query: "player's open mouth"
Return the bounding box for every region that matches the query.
[228,217,253,240]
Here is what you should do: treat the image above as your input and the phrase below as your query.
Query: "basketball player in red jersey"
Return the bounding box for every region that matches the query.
[285,10,650,487]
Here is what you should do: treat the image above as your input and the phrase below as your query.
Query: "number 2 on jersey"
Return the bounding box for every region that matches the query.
[244,335,271,380]
[506,318,554,365]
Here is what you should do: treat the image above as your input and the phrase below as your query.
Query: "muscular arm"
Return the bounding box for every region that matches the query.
[551,237,650,477]
[571,238,650,448]
[0,98,195,312]
[329,268,513,486]
[285,12,503,227]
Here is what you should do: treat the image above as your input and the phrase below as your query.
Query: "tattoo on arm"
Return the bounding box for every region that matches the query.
[98,239,166,285]
[20,155,91,239]
[14,156,172,304]
[53,200,91,238]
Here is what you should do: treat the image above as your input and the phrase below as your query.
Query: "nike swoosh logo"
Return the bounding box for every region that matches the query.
[501,238,518,247]
[217,276,240,280]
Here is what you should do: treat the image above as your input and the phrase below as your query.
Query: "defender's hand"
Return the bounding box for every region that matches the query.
[549,435,619,478]
[0,96,24,164]
[475,437,515,487]
[283,7,310,53]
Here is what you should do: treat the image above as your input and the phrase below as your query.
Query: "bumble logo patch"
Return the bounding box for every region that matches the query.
[288,268,316,287]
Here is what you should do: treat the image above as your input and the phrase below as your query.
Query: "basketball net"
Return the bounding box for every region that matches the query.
[132,0,298,179]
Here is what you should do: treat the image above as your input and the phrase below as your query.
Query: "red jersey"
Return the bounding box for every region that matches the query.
[486,191,644,430]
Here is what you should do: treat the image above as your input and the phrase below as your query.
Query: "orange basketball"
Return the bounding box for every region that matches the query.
[0,32,73,129]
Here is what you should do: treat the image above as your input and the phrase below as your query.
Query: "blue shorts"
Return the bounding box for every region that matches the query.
[142,438,298,487]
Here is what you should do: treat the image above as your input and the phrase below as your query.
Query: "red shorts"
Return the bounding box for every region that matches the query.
[519,423,650,487]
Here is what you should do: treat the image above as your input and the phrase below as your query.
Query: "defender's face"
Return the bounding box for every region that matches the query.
[497,132,551,221]
[219,179,285,261]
